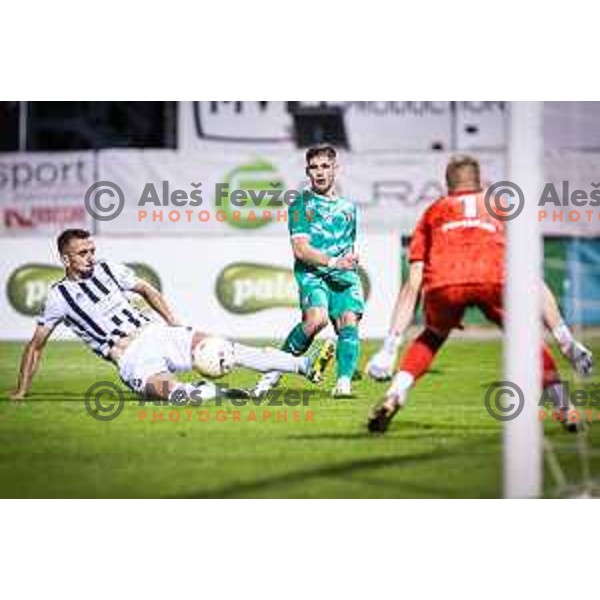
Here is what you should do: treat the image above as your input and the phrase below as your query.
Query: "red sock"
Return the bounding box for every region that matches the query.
[542,344,560,388]
[399,329,447,381]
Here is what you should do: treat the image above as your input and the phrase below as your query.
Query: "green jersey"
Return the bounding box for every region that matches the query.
[288,189,358,286]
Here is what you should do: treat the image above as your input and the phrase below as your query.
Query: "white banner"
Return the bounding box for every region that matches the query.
[98,146,600,237]
[0,233,400,341]
[542,151,600,237]
[3,107,598,239]
[97,148,507,236]
[0,152,95,235]
[544,102,600,150]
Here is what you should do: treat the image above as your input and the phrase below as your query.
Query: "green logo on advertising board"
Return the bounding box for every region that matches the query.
[216,159,285,230]
[7,263,162,316]
[216,263,371,314]
[127,263,161,292]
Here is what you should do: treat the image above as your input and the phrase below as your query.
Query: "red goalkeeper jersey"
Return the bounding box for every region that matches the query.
[408,190,506,292]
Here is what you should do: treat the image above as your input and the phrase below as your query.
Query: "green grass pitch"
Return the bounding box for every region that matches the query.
[1,338,599,498]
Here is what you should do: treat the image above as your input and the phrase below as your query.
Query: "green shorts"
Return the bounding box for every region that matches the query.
[296,272,365,321]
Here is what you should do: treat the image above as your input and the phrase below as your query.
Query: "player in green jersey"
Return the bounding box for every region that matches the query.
[253,144,364,398]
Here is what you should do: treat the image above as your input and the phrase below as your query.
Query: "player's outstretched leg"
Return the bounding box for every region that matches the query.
[368,328,447,433]
[233,340,335,384]
[252,322,315,396]
[252,309,328,397]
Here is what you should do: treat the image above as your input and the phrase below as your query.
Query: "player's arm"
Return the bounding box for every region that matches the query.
[291,237,357,270]
[366,262,424,380]
[107,261,181,327]
[10,324,55,401]
[288,197,356,270]
[541,280,564,332]
[367,211,428,381]
[541,280,593,375]
[133,280,180,326]
[387,261,424,339]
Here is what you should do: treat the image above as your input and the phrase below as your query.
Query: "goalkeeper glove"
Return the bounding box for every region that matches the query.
[366,332,403,381]
[563,340,594,377]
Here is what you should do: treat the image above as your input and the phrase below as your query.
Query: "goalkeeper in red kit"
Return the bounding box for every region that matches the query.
[366,155,594,434]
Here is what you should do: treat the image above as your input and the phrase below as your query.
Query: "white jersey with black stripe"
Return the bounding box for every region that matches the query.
[37,260,152,358]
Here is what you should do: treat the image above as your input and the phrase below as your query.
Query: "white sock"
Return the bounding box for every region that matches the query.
[258,370,283,384]
[389,371,414,396]
[233,343,305,374]
[552,320,575,353]
[169,381,216,403]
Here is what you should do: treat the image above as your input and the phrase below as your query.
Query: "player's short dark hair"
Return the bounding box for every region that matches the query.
[305,144,337,164]
[57,229,91,255]
[446,154,481,190]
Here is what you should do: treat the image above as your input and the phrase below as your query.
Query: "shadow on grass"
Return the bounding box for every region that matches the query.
[0,392,137,403]
[180,437,499,499]
[287,418,500,443]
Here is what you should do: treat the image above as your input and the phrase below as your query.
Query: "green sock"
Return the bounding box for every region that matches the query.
[281,323,313,356]
[337,325,360,379]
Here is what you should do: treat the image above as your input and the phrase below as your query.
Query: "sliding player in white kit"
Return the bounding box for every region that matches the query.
[10,229,334,403]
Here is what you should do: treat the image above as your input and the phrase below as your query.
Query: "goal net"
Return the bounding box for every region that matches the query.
[507,102,600,497]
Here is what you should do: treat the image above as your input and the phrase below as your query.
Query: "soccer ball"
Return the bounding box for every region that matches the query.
[192,336,235,379]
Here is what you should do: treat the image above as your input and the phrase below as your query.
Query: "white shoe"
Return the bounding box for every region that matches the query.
[332,377,353,398]
[252,371,282,398]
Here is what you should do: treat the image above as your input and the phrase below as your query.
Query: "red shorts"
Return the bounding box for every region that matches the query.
[423,283,503,335]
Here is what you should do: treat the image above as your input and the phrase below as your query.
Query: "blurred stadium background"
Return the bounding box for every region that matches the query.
[0,101,599,498]
[1,101,599,339]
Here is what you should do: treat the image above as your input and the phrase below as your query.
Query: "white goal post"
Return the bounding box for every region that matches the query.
[504,101,544,498]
